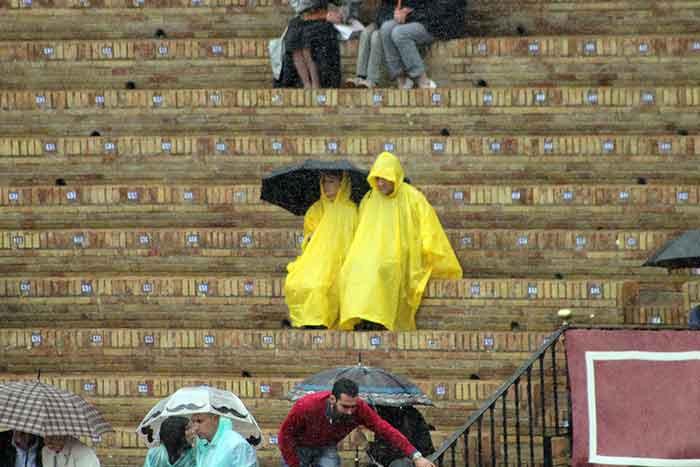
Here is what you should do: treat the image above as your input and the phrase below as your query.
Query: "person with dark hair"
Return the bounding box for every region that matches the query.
[0,430,44,467]
[366,406,435,467]
[143,416,195,467]
[284,171,358,329]
[278,378,435,467]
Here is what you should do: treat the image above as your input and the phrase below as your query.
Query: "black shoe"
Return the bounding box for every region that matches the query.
[280,319,292,329]
[353,320,386,331]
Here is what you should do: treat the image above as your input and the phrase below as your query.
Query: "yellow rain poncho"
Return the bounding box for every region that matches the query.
[338,152,463,331]
[284,172,358,328]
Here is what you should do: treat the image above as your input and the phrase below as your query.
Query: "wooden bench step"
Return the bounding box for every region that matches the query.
[0,275,625,330]
[2,182,699,207]
[1,0,699,39]
[0,227,684,279]
[1,35,699,89]
[2,134,694,159]
[0,134,698,186]
[0,328,560,379]
[2,204,699,230]
[1,134,697,188]
[1,86,697,137]
[0,373,519,428]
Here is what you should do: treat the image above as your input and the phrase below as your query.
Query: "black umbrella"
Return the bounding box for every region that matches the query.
[643,230,700,269]
[260,159,371,216]
[286,364,433,407]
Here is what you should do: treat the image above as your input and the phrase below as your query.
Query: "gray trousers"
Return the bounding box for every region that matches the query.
[355,23,384,84]
[380,20,433,80]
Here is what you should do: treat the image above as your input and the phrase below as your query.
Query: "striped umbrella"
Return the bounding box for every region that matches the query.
[0,380,112,439]
[287,364,433,407]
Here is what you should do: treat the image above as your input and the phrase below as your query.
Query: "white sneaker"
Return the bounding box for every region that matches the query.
[356,78,375,88]
[343,77,360,88]
[400,78,414,89]
[419,79,437,89]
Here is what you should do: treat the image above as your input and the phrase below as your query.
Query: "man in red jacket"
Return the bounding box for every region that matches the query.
[279,378,435,467]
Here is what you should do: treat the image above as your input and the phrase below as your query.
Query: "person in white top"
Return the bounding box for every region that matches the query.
[41,436,100,467]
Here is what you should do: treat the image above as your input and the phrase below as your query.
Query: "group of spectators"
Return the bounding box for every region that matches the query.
[1,414,257,467]
[1,431,100,467]
[284,151,463,331]
[2,380,435,467]
[272,0,467,89]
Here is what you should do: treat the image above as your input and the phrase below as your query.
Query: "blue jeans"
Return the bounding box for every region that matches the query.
[282,446,341,467]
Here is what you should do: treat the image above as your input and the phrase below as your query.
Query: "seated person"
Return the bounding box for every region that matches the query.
[380,0,466,89]
[42,435,100,467]
[273,0,361,88]
[366,406,435,467]
[338,152,462,331]
[345,0,394,88]
[143,416,195,467]
[191,413,258,467]
[285,171,358,329]
[0,430,44,467]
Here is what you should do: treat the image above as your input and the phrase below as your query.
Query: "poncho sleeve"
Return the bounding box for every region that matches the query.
[417,194,462,279]
[301,201,324,251]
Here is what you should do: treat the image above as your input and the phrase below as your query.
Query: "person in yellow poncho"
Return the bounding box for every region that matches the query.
[338,152,463,331]
[284,171,359,329]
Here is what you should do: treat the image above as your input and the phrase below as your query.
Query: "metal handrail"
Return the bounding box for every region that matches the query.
[429,326,567,463]
[429,324,692,465]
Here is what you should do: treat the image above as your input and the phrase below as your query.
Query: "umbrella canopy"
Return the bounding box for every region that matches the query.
[260,159,371,216]
[0,380,112,439]
[287,365,433,407]
[643,230,700,269]
[136,386,262,447]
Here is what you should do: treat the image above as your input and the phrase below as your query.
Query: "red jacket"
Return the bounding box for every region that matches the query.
[279,391,417,467]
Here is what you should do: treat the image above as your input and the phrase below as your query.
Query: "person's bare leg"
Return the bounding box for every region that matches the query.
[293,49,313,88]
[302,49,320,88]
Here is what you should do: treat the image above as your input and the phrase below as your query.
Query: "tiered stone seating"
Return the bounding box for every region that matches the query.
[1,0,699,40]
[0,275,626,329]
[2,35,700,89]
[1,0,698,464]
[0,330,566,463]
[1,87,699,136]
[0,227,687,277]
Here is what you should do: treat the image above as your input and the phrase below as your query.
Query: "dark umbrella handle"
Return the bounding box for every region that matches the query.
[355,447,360,467]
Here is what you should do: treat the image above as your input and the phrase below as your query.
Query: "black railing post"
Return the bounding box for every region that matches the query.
[540,353,547,464]
[563,334,573,452]
[527,367,535,466]
[502,390,508,467]
[427,328,572,466]
[477,415,483,467]
[514,376,522,466]
[450,443,456,467]
[552,342,560,435]
[489,404,496,467]
[464,427,470,467]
